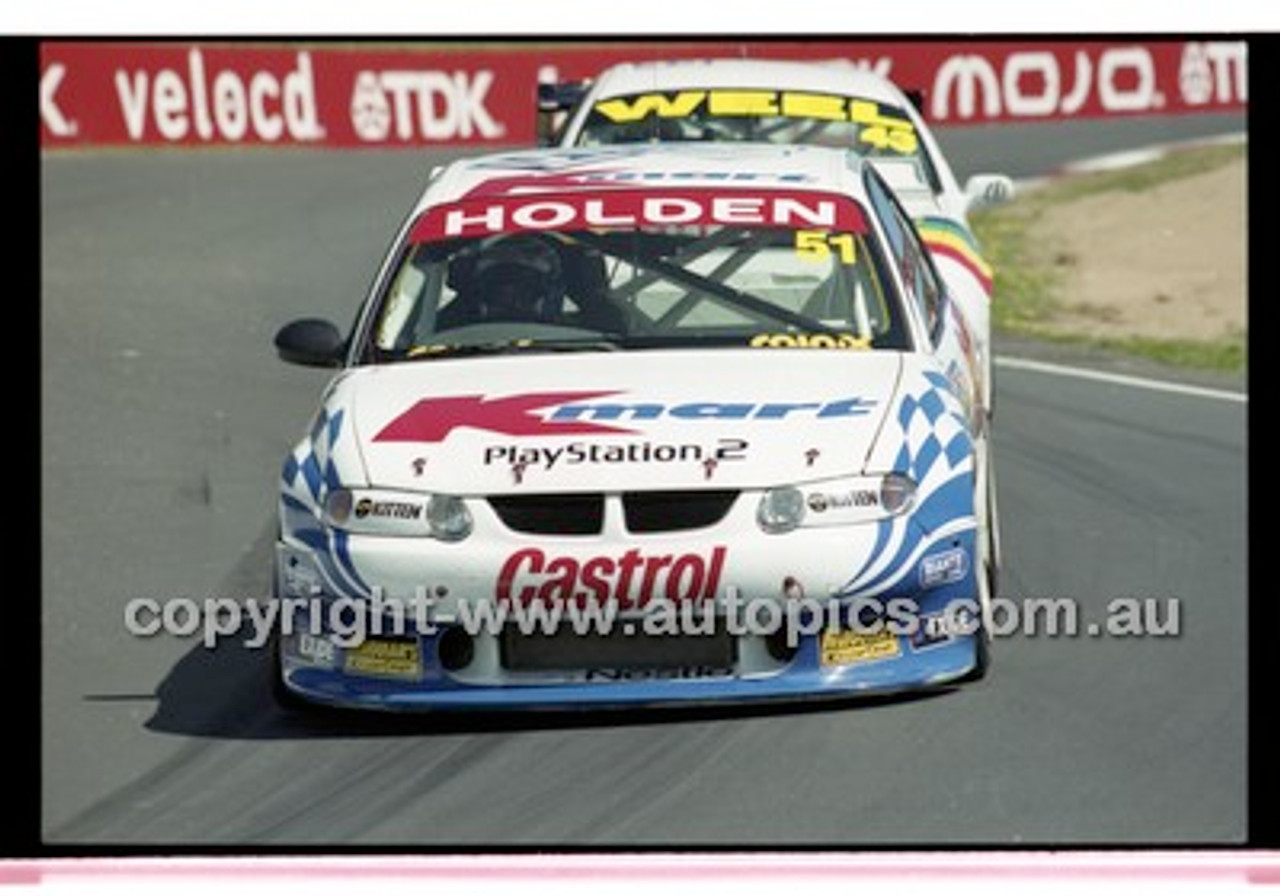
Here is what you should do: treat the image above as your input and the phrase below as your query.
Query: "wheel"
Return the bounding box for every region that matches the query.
[959,434,999,683]
[961,628,991,683]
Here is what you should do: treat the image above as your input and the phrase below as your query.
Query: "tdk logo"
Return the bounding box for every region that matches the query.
[374,391,878,444]
[350,69,506,142]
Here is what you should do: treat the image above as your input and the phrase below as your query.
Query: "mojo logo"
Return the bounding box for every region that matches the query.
[113,49,325,143]
[931,46,1183,121]
[350,69,505,142]
[373,391,878,444]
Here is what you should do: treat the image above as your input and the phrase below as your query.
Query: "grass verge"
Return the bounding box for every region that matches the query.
[969,142,1246,373]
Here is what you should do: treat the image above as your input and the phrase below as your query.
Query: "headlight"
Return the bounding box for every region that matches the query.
[757,486,807,534]
[425,494,473,542]
[322,488,472,541]
[878,473,917,515]
[324,488,354,526]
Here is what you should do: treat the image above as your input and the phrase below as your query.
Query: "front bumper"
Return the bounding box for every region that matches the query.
[273,509,985,711]
[278,626,983,712]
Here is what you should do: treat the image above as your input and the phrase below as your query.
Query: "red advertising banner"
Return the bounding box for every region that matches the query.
[38,40,1248,150]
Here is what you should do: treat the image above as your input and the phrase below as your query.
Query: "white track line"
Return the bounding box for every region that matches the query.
[1061,131,1247,176]
[995,355,1247,404]
[1010,131,1247,194]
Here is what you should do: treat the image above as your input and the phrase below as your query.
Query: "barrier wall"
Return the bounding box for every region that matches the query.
[39,40,1248,149]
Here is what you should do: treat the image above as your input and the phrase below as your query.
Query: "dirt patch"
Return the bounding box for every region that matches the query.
[1022,155,1247,344]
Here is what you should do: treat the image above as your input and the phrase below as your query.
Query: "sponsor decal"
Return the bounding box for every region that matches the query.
[1177,42,1248,106]
[354,498,423,520]
[910,612,958,651]
[496,546,727,608]
[807,489,880,513]
[591,89,918,154]
[584,666,734,681]
[750,332,869,349]
[349,68,505,142]
[482,438,747,471]
[919,546,969,589]
[343,637,422,678]
[924,43,1244,122]
[548,396,877,423]
[374,391,878,444]
[410,188,866,242]
[296,632,337,667]
[40,63,78,138]
[375,390,627,443]
[112,48,325,143]
[819,628,901,666]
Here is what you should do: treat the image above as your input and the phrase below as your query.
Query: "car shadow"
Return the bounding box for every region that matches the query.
[135,623,964,741]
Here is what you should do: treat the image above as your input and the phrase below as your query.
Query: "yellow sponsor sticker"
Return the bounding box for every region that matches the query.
[592,90,920,155]
[780,91,848,121]
[749,332,869,350]
[706,89,781,117]
[344,638,422,679]
[593,91,706,123]
[819,628,901,667]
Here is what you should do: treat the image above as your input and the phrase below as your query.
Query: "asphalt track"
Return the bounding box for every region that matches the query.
[40,114,1248,846]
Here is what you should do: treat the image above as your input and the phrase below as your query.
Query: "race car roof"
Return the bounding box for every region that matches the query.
[416,142,875,219]
[580,58,913,106]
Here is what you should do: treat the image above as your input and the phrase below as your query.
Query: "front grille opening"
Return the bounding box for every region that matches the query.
[489,493,604,535]
[500,625,737,672]
[623,490,739,533]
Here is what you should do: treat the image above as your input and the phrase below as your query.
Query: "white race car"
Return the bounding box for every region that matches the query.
[272,142,998,711]
[541,57,1013,417]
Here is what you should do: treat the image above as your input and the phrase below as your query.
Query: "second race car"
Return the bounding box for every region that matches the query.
[539,56,1013,417]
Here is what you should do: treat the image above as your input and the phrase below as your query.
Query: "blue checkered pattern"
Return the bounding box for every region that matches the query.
[892,372,971,486]
[840,371,974,597]
[278,405,374,601]
[281,407,345,508]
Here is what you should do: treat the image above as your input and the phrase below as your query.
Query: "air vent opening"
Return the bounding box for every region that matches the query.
[623,490,739,533]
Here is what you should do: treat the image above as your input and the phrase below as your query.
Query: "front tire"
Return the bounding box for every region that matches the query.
[960,434,999,683]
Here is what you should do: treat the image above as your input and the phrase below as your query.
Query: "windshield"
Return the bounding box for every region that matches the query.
[573,88,942,196]
[358,187,911,363]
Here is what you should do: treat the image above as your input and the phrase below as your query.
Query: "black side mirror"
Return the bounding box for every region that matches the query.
[274,318,345,368]
[536,79,589,147]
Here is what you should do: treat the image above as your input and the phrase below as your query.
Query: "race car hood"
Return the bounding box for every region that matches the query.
[337,349,905,494]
